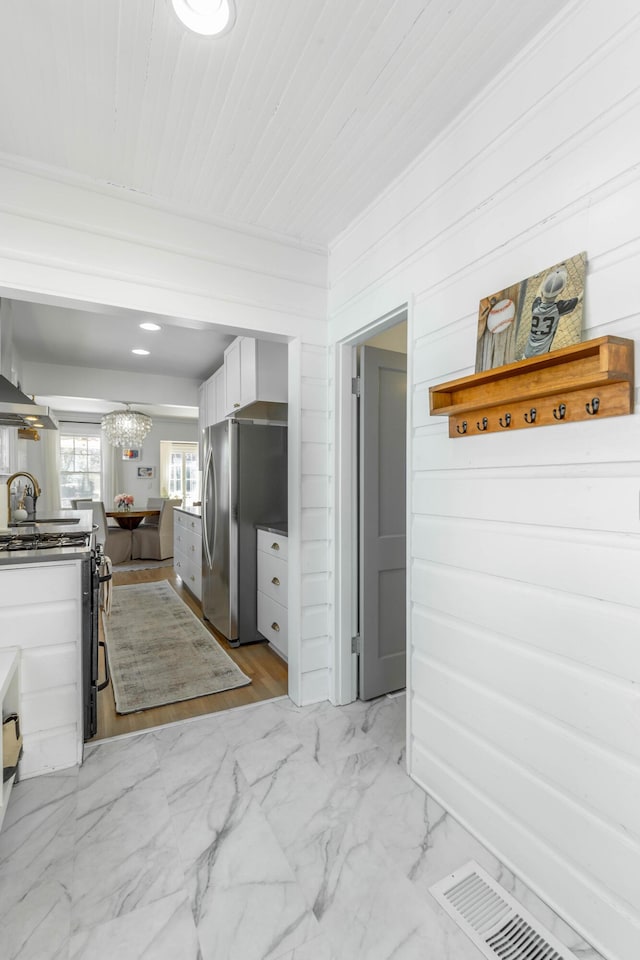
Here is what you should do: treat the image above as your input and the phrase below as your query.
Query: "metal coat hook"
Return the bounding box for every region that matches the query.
[456,421,468,435]
[524,408,537,424]
[499,413,511,428]
[553,403,566,421]
[477,417,488,432]
[586,397,600,416]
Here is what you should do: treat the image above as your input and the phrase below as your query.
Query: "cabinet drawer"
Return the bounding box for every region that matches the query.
[183,563,202,600]
[257,529,288,561]
[257,552,288,605]
[174,512,201,570]
[175,510,202,535]
[174,551,202,600]
[183,531,201,559]
[173,549,188,579]
[257,591,288,656]
[175,526,200,553]
[0,562,80,606]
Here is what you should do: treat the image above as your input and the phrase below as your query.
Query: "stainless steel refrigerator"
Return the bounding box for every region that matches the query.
[202,420,287,646]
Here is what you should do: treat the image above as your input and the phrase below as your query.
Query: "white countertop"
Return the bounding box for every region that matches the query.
[175,505,202,519]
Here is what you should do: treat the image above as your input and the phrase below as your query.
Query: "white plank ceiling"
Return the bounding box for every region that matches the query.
[0,0,562,249]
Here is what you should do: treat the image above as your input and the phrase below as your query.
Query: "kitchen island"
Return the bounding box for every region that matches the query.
[0,511,94,780]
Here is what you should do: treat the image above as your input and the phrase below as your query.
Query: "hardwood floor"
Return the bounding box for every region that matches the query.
[90,564,289,741]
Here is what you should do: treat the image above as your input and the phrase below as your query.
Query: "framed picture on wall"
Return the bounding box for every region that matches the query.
[122,448,141,460]
[137,466,155,478]
[475,251,586,373]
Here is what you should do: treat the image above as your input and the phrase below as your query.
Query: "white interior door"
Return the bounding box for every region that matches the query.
[358,344,407,700]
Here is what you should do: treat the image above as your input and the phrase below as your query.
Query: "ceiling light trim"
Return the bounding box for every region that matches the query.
[171,0,236,36]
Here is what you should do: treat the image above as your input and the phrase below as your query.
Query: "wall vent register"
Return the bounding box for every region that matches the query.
[429,861,580,960]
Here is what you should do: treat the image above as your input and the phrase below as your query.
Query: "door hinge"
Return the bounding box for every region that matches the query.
[351,376,360,398]
[351,633,361,655]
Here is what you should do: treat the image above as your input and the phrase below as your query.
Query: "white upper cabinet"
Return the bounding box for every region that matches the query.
[214,366,225,421]
[224,338,243,414]
[224,336,288,416]
[200,366,225,429]
[197,382,206,438]
[200,337,288,429]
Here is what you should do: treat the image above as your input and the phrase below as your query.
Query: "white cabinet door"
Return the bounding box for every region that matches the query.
[0,561,82,779]
[213,367,226,423]
[200,367,225,428]
[224,338,242,415]
[198,383,206,439]
[0,648,20,831]
[224,336,288,416]
[239,337,257,406]
[205,374,217,426]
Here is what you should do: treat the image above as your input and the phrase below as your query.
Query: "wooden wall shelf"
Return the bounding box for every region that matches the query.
[429,336,634,437]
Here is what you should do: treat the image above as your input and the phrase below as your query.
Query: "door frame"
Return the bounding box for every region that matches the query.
[331,301,413,711]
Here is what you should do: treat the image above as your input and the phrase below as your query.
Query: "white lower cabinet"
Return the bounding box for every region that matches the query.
[0,647,20,831]
[257,530,288,660]
[174,509,202,600]
[0,560,83,780]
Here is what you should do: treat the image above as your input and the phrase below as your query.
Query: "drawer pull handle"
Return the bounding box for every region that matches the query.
[271,576,280,586]
[271,622,280,632]
[271,542,280,551]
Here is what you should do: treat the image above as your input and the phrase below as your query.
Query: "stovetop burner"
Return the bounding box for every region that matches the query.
[0,530,92,552]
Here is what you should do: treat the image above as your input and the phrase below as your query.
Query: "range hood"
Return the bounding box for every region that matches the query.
[0,376,59,430]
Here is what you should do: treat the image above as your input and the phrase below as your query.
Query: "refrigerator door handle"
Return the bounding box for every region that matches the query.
[203,444,214,570]
[211,444,218,569]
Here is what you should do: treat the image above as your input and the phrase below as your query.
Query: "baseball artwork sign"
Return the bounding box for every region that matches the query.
[475,251,586,373]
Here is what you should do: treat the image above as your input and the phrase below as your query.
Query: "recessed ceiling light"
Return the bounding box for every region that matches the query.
[132,348,150,356]
[172,0,236,36]
[139,322,161,331]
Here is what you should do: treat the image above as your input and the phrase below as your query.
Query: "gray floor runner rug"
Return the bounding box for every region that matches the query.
[103,580,251,713]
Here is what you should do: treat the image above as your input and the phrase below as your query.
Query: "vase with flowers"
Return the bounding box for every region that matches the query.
[114,493,134,511]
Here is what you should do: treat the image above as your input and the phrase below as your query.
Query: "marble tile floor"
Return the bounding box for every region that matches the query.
[0,693,605,960]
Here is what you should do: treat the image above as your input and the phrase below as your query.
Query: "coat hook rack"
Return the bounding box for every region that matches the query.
[428,337,634,438]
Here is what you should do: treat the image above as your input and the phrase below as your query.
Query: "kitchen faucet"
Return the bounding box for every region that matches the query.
[6,472,41,517]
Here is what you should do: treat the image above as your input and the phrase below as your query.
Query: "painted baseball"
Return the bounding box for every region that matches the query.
[486,298,515,334]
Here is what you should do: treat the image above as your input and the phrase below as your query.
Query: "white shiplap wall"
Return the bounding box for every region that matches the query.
[328,3,640,959]
[0,162,331,711]
[288,341,331,704]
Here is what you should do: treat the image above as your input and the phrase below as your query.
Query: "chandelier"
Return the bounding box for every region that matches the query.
[101,403,152,447]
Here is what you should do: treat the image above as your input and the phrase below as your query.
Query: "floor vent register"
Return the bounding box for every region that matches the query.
[429,861,580,960]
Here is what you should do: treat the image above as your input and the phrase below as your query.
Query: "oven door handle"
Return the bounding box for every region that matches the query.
[97,639,110,692]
